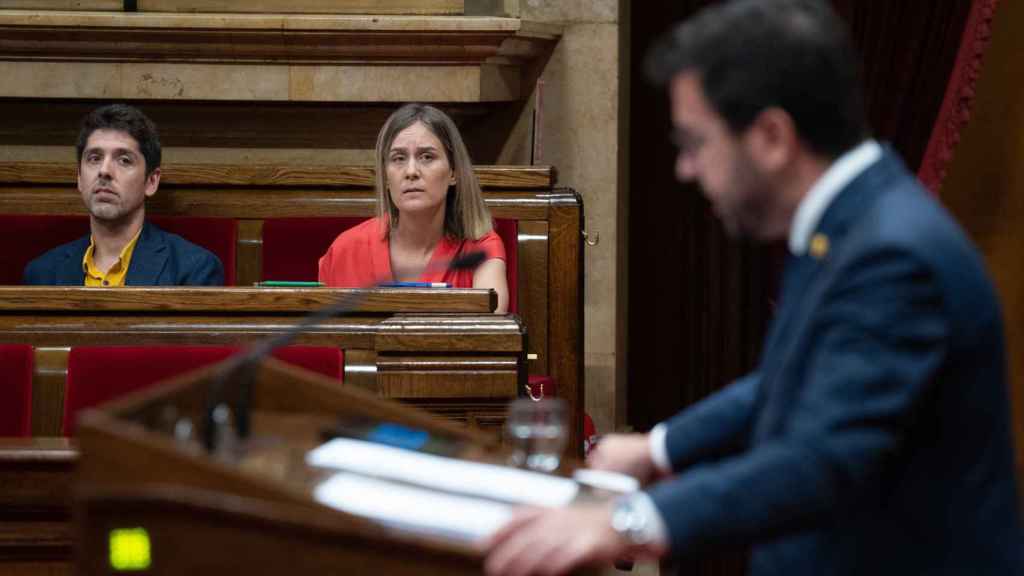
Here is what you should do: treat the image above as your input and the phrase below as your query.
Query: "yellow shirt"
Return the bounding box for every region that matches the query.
[82,228,143,287]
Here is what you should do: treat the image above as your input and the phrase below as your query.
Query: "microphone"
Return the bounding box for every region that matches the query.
[201,250,489,453]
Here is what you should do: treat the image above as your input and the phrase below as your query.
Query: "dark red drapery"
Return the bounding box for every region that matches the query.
[917,0,1002,192]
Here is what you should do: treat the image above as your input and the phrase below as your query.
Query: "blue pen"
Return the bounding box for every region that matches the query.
[379,282,449,288]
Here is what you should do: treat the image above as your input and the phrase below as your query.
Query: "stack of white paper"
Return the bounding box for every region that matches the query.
[307,438,580,507]
[306,438,582,541]
[313,473,512,541]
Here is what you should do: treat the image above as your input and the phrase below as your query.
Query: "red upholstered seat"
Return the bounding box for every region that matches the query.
[262,216,519,312]
[62,345,343,434]
[150,216,238,286]
[272,345,344,381]
[0,214,237,285]
[0,215,90,285]
[0,344,34,436]
[261,217,366,282]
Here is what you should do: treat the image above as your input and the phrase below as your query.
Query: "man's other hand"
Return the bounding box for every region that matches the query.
[587,433,662,485]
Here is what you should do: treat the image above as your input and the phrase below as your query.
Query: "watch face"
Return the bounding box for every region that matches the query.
[611,501,631,530]
[611,497,648,545]
[610,496,643,541]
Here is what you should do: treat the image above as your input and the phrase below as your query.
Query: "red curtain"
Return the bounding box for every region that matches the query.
[831,0,969,170]
[918,0,1002,192]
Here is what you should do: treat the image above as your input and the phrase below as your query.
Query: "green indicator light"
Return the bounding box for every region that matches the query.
[109,527,152,571]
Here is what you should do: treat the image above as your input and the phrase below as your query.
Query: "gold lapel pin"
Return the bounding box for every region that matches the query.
[809,233,830,260]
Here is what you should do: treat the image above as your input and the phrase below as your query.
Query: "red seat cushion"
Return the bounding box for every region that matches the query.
[0,214,237,286]
[262,217,366,282]
[149,216,238,286]
[0,344,34,436]
[63,345,343,434]
[271,345,344,380]
[0,215,91,285]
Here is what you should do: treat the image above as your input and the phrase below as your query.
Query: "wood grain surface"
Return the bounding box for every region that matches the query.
[0,287,494,313]
[0,162,554,189]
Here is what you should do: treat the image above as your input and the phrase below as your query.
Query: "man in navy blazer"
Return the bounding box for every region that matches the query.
[23,104,222,286]
[23,221,222,286]
[485,1,1023,575]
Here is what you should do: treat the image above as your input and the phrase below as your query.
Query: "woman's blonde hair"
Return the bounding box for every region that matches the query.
[375,103,493,240]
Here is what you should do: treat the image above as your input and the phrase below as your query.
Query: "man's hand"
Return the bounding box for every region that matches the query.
[587,433,663,485]
[482,502,632,576]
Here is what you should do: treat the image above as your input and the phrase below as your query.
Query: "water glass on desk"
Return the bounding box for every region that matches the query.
[505,398,567,473]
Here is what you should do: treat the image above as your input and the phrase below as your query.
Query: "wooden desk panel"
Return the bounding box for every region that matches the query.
[0,288,524,436]
[0,286,496,313]
[0,438,75,570]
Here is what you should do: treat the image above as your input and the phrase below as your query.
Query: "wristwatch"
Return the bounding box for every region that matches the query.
[610,493,655,546]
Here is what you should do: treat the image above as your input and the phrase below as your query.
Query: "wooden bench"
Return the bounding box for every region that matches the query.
[0,287,523,436]
[0,162,584,450]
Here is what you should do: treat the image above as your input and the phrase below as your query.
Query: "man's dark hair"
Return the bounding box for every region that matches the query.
[646,0,867,159]
[75,104,162,175]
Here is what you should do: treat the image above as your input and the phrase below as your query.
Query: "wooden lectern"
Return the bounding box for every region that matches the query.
[73,356,549,575]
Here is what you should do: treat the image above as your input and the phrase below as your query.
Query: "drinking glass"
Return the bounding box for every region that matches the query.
[505,398,568,473]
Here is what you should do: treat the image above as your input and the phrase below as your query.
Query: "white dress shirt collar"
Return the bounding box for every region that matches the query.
[788,139,882,255]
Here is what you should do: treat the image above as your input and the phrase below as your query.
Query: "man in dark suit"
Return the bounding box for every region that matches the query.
[484,1,1023,575]
[23,104,223,286]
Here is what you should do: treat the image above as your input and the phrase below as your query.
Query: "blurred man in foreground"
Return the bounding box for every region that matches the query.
[485,1,1023,574]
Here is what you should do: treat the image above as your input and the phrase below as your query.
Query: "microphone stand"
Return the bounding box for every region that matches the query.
[201,251,488,454]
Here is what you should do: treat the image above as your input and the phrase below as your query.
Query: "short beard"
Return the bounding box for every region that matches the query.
[731,152,780,241]
[88,202,127,223]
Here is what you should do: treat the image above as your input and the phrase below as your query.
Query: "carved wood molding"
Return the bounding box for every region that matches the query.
[375,313,524,352]
[0,287,495,313]
[0,162,556,188]
[136,0,468,15]
[0,0,495,15]
[0,313,524,349]
[0,187,567,218]
[0,12,559,64]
